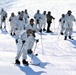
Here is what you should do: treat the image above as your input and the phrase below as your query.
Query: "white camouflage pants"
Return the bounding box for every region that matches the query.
[41,19,46,29]
[64,28,72,36]
[15,39,28,60]
[60,25,65,33]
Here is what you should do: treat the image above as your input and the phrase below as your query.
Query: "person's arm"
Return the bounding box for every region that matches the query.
[52,16,55,19]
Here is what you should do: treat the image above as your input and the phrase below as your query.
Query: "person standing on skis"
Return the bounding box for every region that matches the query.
[64,10,76,40]
[46,11,55,32]
[15,29,39,65]
[41,11,47,31]
[26,18,39,54]
[0,8,7,31]
[9,12,17,36]
[15,15,25,39]
[34,10,42,32]
[23,9,29,24]
[59,14,65,35]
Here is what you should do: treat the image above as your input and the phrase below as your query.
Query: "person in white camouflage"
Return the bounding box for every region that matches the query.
[64,10,76,40]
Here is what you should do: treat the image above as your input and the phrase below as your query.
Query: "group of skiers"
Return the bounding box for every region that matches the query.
[9,10,40,65]
[0,8,76,65]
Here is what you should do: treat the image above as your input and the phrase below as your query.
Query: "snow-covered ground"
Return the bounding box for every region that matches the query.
[0,0,76,75]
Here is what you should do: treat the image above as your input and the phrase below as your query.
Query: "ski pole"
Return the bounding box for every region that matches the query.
[57,32,61,39]
[38,21,43,53]
[40,31,44,54]
[57,22,61,39]
[53,19,55,32]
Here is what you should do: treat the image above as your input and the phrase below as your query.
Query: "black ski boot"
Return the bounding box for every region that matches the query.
[27,49,33,54]
[64,36,67,40]
[43,28,46,31]
[13,32,15,36]
[12,33,15,36]
[10,32,12,36]
[15,59,20,64]
[69,36,73,40]
[4,26,6,29]
[47,30,52,33]
[39,29,42,32]
[22,59,29,66]
[60,32,63,35]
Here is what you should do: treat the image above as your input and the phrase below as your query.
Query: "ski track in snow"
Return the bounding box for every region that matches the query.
[0,0,76,75]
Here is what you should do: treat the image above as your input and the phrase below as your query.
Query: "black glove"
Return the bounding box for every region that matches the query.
[32,33,36,37]
[24,27,25,30]
[34,17,36,19]
[53,17,55,20]
[15,28,18,30]
[63,21,65,23]
[9,19,11,21]
[39,29,42,32]
[59,19,61,22]
[16,39,18,43]
[36,39,39,43]
[39,17,41,19]
[5,14,7,18]
[22,40,25,44]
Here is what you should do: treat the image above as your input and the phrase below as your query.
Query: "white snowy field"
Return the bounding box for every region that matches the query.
[0,0,76,75]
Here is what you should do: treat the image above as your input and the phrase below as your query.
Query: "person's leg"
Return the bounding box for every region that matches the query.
[43,20,46,31]
[60,25,64,35]
[68,28,73,39]
[64,28,68,40]
[27,41,34,54]
[22,47,29,65]
[15,39,22,64]
[47,22,51,32]
[0,19,3,29]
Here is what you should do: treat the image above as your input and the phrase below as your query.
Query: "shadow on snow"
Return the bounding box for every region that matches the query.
[28,54,50,69]
[18,65,46,75]
[69,39,76,48]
